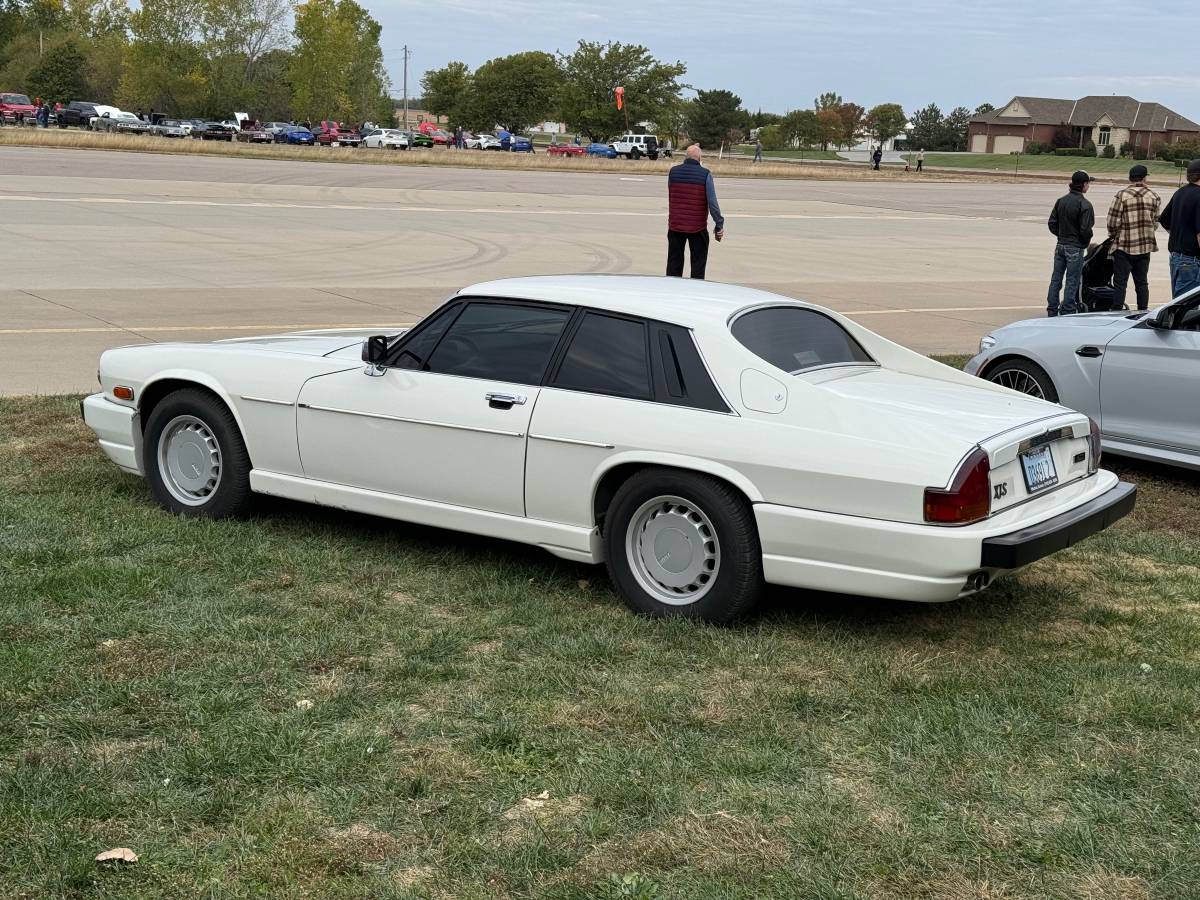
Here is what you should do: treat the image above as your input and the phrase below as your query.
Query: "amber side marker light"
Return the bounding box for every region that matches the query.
[924,447,991,524]
[112,386,135,401]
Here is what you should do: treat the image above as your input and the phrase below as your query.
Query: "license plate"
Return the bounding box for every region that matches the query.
[1020,445,1059,493]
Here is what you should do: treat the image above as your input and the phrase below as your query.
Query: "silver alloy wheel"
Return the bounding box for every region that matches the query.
[990,367,1047,399]
[157,414,222,506]
[625,495,721,606]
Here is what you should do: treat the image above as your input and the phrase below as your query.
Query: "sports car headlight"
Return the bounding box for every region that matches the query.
[978,334,997,353]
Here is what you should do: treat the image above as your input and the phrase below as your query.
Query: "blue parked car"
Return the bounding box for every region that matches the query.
[278,127,315,145]
[510,135,534,153]
[586,142,617,158]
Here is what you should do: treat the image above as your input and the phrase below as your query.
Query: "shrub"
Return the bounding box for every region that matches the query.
[1102,144,1116,158]
[1054,147,1090,156]
[1132,145,1149,160]
[1025,141,1044,155]
[1084,140,1096,155]
[1118,141,1131,157]
[1152,141,1170,160]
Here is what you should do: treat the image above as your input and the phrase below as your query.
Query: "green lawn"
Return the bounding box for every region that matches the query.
[739,146,846,161]
[3,394,1200,898]
[912,153,1186,178]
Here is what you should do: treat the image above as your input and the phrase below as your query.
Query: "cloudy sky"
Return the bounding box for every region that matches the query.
[376,0,1199,117]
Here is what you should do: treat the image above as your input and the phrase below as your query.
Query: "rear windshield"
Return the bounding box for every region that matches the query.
[731,306,873,374]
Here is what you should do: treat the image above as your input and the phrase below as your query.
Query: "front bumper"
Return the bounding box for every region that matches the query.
[81,393,142,474]
[981,481,1136,568]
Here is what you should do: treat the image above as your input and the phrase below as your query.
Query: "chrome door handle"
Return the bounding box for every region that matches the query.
[1075,345,1103,358]
[486,392,527,409]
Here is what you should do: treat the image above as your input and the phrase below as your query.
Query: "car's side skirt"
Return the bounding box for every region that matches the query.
[249,470,603,564]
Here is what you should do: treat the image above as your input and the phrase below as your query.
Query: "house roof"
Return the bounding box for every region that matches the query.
[971,96,1200,132]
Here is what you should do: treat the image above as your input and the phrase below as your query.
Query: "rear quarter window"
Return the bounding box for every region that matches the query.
[731,306,873,374]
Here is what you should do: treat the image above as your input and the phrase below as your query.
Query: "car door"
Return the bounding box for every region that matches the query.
[1099,295,1200,453]
[296,300,573,516]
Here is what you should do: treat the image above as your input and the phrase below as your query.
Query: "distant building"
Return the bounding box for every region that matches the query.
[393,107,447,130]
[968,95,1200,155]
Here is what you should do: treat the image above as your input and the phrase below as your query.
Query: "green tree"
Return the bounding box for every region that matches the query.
[974,102,995,116]
[119,0,206,113]
[757,122,786,150]
[780,108,818,148]
[26,34,84,101]
[943,106,971,151]
[864,102,906,145]
[557,40,685,141]
[751,109,781,128]
[290,0,390,125]
[466,50,558,133]
[814,90,842,112]
[908,102,943,150]
[421,61,470,125]
[684,88,748,149]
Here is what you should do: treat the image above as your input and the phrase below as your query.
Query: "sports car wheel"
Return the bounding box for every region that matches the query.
[604,469,763,624]
[986,359,1059,403]
[144,389,252,518]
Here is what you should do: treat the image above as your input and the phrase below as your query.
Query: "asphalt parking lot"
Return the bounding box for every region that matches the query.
[1,146,1177,394]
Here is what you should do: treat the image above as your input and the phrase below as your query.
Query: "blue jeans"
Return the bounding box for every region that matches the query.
[1169,252,1200,298]
[1047,243,1084,316]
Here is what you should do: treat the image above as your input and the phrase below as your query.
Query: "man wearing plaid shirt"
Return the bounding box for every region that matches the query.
[1107,164,1161,311]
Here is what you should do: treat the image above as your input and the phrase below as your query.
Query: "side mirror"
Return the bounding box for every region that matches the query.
[1148,306,1174,331]
[362,335,388,376]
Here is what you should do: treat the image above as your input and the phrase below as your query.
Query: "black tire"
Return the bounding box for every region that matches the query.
[630,148,641,160]
[603,468,764,624]
[143,388,252,518]
[985,358,1059,403]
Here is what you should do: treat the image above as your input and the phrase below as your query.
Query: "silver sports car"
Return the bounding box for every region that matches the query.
[967,286,1200,470]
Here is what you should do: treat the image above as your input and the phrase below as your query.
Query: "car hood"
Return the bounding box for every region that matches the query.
[216,327,409,358]
[803,367,1066,452]
[997,310,1146,336]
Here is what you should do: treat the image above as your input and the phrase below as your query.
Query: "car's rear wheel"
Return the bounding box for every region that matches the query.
[986,358,1059,403]
[603,469,763,624]
[144,389,252,518]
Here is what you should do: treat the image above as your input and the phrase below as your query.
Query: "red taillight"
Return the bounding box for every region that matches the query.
[924,447,991,524]
[1088,418,1102,474]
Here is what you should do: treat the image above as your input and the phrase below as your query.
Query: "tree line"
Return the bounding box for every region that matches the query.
[0,0,392,124]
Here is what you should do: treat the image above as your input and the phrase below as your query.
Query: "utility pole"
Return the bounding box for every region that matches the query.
[401,45,412,129]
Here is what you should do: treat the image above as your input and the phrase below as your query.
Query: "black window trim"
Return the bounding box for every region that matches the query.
[727,302,879,375]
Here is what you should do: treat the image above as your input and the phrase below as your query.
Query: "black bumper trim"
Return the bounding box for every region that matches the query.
[980,481,1137,569]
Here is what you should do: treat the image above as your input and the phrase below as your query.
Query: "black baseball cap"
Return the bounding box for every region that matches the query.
[1071,170,1093,185]
[1129,164,1148,181]
[1188,159,1200,178]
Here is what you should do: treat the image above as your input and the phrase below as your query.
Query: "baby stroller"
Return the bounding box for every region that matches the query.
[1080,238,1126,312]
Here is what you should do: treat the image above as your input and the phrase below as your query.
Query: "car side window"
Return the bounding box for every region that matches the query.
[732,306,873,374]
[424,302,571,384]
[393,303,461,370]
[552,313,651,400]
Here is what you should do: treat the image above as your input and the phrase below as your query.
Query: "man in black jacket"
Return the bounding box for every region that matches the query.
[1046,170,1094,316]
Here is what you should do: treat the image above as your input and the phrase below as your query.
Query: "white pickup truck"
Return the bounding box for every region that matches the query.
[609,133,660,160]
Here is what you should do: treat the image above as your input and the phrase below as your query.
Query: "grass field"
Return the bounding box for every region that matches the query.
[0,128,1006,183]
[3,391,1199,898]
[911,153,1188,180]
[739,147,846,162]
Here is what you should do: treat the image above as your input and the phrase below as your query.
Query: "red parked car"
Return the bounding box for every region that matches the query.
[313,121,362,147]
[0,91,37,124]
[547,141,586,157]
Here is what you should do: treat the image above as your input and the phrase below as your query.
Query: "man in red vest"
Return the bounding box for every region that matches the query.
[666,144,725,279]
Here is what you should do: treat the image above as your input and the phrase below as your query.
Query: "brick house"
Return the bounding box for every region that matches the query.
[967,95,1200,156]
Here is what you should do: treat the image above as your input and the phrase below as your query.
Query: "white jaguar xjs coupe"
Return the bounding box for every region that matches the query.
[82,276,1135,622]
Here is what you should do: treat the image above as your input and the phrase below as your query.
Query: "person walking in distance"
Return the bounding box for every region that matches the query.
[1158,159,1200,297]
[916,148,924,173]
[872,145,883,170]
[1107,164,1160,311]
[666,144,725,280]
[1046,170,1095,316]
[753,136,762,162]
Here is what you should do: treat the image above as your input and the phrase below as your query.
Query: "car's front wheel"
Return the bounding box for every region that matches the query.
[603,469,763,624]
[144,389,252,518]
[986,358,1059,403]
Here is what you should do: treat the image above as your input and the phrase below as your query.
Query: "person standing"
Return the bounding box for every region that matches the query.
[498,127,511,152]
[1106,164,1160,311]
[1046,170,1095,316]
[666,144,725,280]
[872,146,883,170]
[916,148,924,173]
[753,136,762,162]
[1158,159,1200,298]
